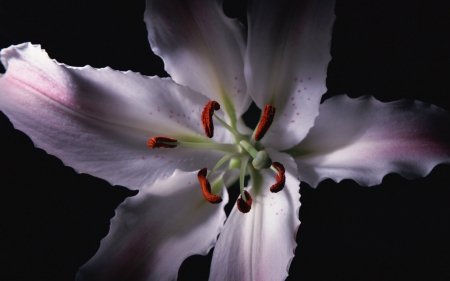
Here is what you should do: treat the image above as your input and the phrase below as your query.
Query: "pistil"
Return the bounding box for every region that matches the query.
[239,140,272,170]
[147,101,287,214]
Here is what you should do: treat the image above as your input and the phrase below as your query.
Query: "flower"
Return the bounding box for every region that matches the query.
[2,0,445,278]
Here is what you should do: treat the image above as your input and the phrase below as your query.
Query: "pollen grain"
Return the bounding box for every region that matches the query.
[270,162,285,193]
[255,105,276,141]
[197,168,223,204]
[201,101,220,138]
[236,191,252,213]
[147,136,178,149]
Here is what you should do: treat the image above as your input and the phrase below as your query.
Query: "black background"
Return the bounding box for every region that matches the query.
[1,0,450,280]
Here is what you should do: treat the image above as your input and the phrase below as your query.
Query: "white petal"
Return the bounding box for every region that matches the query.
[291,95,450,187]
[76,169,228,281]
[246,0,336,150]
[144,0,251,122]
[210,149,300,281]
[0,43,231,190]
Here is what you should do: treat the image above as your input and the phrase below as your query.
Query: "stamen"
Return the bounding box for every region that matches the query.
[236,190,252,213]
[270,162,285,193]
[197,168,223,204]
[147,136,177,149]
[239,140,258,158]
[201,101,220,138]
[213,113,242,140]
[207,152,240,180]
[170,141,237,153]
[239,155,250,201]
[254,105,276,141]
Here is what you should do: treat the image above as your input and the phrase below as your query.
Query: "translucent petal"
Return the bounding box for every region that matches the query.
[210,149,300,281]
[291,95,450,186]
[76,169,228,281]
[246,0,336,150]
[144,0,251,122]
[0,43,231,189]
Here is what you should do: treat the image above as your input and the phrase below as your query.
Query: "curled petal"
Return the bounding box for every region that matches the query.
[292,95,450,186]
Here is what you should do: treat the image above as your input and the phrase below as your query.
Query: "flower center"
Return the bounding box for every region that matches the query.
[147,101,286,213]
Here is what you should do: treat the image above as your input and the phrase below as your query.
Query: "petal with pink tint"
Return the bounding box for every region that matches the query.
[76,169,228,281]
[210,149,300,281]
[0,43,232,190]
[144,0,251,123]
[291,95,450,187]
[245,0,336,150]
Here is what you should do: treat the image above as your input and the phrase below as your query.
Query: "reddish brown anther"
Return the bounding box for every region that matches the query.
[236,190,252,213]
[270,162,285,193]
[255,105,276,141]
[197,168,223,204]
[147,136,178,149]
[201,101,220,138]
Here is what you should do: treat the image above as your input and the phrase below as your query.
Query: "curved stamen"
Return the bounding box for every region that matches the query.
[167,141,237,153]
[270,162,285,193]
[254,105,276,141]
[207,152,240,180]
[147,136,177,148]
[239,155,250,201]
[236,190,252,213]
[197,168,223,204]
[213,113,242,140]
[239,140,258,158]
[201,101,220,138]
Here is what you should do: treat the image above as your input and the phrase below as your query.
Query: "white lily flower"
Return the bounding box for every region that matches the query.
[0,1,449,281]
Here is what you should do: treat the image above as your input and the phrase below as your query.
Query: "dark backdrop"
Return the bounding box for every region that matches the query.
[1,0,449,280]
